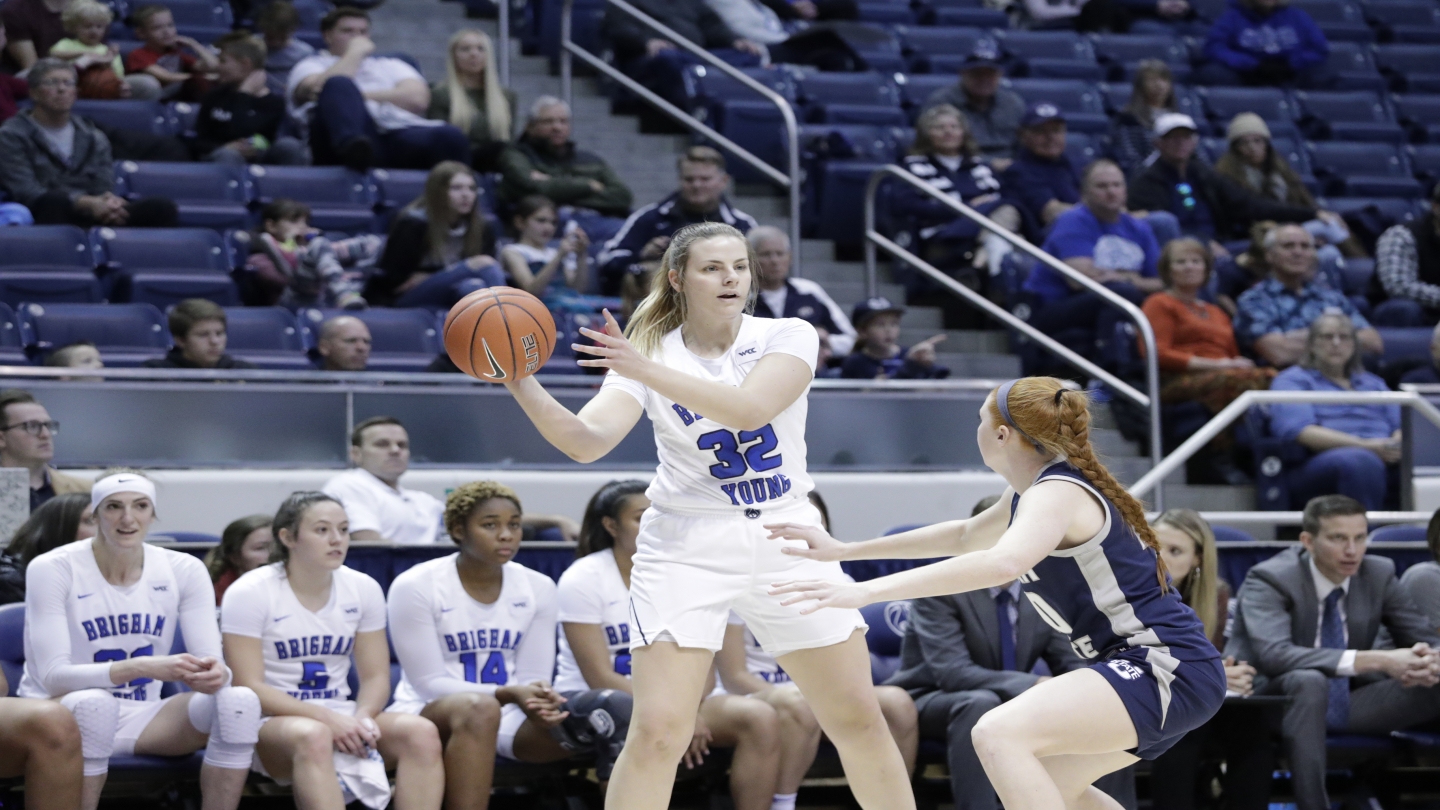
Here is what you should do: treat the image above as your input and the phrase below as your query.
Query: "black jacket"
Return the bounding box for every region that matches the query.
[605,0,738,63]
[194,85,287,156]
[142,347,256,369]
[1127,156,1315,241]
[369,208,497,305]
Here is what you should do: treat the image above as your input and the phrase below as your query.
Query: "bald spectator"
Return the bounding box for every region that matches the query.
[749,225,857,355]
[0,390,90,510]
[316,316,371,371]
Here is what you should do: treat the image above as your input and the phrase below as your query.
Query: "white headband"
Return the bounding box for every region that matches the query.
[91,474,157,511]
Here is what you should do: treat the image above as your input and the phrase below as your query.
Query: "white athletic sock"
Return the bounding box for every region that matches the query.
[771,793,798,810]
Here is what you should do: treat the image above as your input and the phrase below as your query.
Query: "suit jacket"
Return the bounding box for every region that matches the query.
[1224,546,1440,685]
[48,468,91,495]
[887,589,1083,701]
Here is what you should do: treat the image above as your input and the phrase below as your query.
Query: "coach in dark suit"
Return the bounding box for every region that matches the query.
[1226,494,1440,810]
[888,581,1135,810]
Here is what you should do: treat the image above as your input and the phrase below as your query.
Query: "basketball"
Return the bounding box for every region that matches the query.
[443,286,557,382]
[77,64,122,100]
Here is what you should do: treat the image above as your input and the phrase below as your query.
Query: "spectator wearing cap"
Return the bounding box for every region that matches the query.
[749,226,857,355]
[316,315,372,371]
[1197,0,1336,89]
[840,297,950,380]
[999,102,1079,231]
[1374,184,1440,328]
[604,0,763,115]
[496,96,633,219]
[1128,113,1318,251]
[598,146,757,296]
[921,39,1025,160]
[0,389,90,511]
[142,299,258,370]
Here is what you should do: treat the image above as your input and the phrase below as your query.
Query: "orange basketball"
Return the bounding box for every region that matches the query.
[443,287,557,382]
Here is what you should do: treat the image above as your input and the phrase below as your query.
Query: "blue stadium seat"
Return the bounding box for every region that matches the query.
[857,1,916,24]
[801,124,912,164]
[1007,79,1109,133]
[0,225,94,269]
[996,30,1103,80]
[72,100,169,136]
[682,66,801,182]
[1376,326,1432,363]
[1407,144,1440,191]
[114,161,253,229]
[795,71,905,125]
[896,73,958,115]
[1100,82,1209,131]
[91,227,233,273]
[859,600,910,683]
[221,307,312,370]
[1319,195,1421,229]
[0,270,104,306]
[169,101,200,138]
[247,166,379,233]
[1393,94,1440,142]
[1294,90,1406,143]
[929,5,1008,27]
[1375,44,1440,92]
[1210,525,1255,543]
[0,303,27,365]
[17,302,169,366]
[1064,131,1100,168]
[299,308,440,372]
[893,25,987,73]
[370,168,430,212]
[1324,41,1388,90]
[1367,523,1425,543]
[808,160,888,246]
[1308,141,1424,196]
[1363,0,1440,42]
[682,64,797,111]
[1291,0,1376,41]
[1089,33,1190,81]
[150,532,223,543]
[0,603,23,694]
[1197,86,1298,136]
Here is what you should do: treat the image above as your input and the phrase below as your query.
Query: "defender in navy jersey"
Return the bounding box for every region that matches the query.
[770,377,1224,810]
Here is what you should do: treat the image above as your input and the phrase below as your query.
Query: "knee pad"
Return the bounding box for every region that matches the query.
[59,689,117,775]
[188,687,260,770]
[552,689,632,780]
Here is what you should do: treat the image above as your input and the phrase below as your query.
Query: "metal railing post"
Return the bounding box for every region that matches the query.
[560,0,573,108]
[497,0,510,88]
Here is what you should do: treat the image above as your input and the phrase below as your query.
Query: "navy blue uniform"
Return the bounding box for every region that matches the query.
[894,154,1008,246]
[595,192,758,295]
[1008,461,1224,759]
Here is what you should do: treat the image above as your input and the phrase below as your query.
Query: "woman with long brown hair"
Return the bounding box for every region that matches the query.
[769,376,1224,810]
[1107,60,1177,176]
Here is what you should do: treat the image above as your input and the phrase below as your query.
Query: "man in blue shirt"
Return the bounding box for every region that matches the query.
[1234,224,1383,367]
[1000,103,1078,232]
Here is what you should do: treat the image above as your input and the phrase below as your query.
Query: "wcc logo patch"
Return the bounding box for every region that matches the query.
[1107,659,1145,681]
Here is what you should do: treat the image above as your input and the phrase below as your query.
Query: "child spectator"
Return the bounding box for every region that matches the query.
[255,0,312,94]
[244,198,379,309]
[195,33,305,165]
[499,195,594,310]
[43,341,102,369]
[123,4,218,102]
[142,298,258,369]
[840,297,949,380]
[49,0,159,99]
[204,514,272,605]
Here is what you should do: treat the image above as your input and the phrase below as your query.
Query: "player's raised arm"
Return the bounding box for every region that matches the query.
[765,488,1015,563]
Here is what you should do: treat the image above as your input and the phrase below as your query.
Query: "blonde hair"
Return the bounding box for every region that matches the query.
[62,0,113,33]
[911,104,977,158]
[1153,508,1219,640]
[443,29,510,143]
[625,222,757,356]
[988,377,1167,590]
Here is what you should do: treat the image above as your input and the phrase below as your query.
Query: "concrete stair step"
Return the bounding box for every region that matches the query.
[902,307,943,329]
[1091,427,1141,460]
[824,282,905,308]
[1158,484,1256,513]
[797,263,866,284]
[900,329,1007,353]
[801,240,835,262]
[935,353,1021,379]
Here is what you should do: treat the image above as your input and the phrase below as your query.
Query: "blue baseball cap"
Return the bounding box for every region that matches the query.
[962,38,1004,71]
[851,296,905,327]
[1020,101,1066,129]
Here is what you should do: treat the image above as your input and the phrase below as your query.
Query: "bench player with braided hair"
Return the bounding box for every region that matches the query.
[768,376,1225,810]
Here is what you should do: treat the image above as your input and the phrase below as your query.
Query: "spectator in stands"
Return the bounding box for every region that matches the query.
[604,0,763,114]
[1375,183,1440,327]
[496,96,633,218]
[894,104,1021,291]
[499,195,593,308]
[1106,60,1175,177]
[143,299,258,370]
[256,1,313,94]
[1121,0,1204,33]
[921,39,1025,161]
[704,0,862,69]
[1400,321,1440,385]
[288,6,469,171]
[315,315,372,371]
[598,146,756,296]
[1402,511,1440,631]
[0,492,93,606]
[427,29,514,172]
[44,341,102,370]
[370,161,502,308]
[124,4,217,102]
[1197,0,1335,89]
[204,514,272,605]
[323,416,446,544]
[1226,494,1440,810]
[245,199,378,309]
[1269,312,1399,509]
[1233,224,1382,366]
[0,389,90,510]
[840,297,949,380]
[1000,104,1081,232]
[49,0,159,100]
[749,225,857,355]
[0,25,29,124]
[1129,114,1319,250]
[1148,509,1274,810]
[195,33,307,166]
[0,0,64,73]
[0,59,179,227]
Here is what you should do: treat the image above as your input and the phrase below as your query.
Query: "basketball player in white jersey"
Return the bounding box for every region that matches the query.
[504,222,914,810]
[221,492,443,810]
[0,667,84,810]
[388,481,608,810]
[21,471,261,810]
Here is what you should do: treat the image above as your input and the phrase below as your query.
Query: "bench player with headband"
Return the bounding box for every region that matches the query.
[221,492,443,810]
[769,376,1226,810]
[20,470,261,810]
[503,220,915,810]
[387,481,631,808]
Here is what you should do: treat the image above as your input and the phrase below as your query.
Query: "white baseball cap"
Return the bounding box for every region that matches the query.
[1154,113,1199,138]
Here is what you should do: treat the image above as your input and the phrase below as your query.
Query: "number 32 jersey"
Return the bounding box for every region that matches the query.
[221,563,387,701]
[601,315,818,514]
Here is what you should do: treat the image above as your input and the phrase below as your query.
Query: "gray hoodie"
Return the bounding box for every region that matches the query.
[0,110,113,207]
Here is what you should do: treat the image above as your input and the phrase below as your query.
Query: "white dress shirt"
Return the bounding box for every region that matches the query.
[322,468,445,545]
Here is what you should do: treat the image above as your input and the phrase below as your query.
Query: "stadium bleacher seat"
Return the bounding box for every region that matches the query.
[1100,82,1209,132]
[1368,523,1425,542]
[859,600,910,683]
[1374,44,1440,92]
[995,30,1103,80]
[1088,33,1191,81]
[1006,79,1109,133]
[1308,141,1424,196]
[90,227,239,308]
[1319,196,1420,232]
[0,226,104,306]
[1376,326,1432,363]
[0,304,29,365]
[682,66,800,182]
[299,308,440,372]
[247,166,380,233]
[1363,0,1440,42]
[1407,144,1440,192]
[72,99,171,136]
[1393,94,1440,142]
[114,161,253,230]
[0,270,104,306]
[1294,90,1407,143]
[221,307,313,370]
[893,25,987,74]
[1293,0,1376,41]
[1325,41,1388,91]
[371,169,431,213]
[857,1,916,24]
[808,160,888,246]
[0,603,21,694]
[795,71,905,125]
[1197,86,1299,137]
[896,73,957,118]
[927,5,1008,27]
[1064,131,1100,168]
[18,302,169,366]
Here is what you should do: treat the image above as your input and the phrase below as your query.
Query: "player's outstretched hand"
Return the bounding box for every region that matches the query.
[768,579,871,613]
[576,309,651,381]
[181,656,228,694]
[764,522,847,562]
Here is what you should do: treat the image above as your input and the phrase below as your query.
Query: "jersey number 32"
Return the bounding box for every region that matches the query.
[698,424,782,480]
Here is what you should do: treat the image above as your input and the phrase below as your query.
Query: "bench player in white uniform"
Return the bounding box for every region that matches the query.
[21,471,261,810]
[504,221,915,810]
[388,481,609,810]
[221,492,443,810]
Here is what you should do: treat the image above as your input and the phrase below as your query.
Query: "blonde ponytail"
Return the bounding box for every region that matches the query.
[624,222,758,356]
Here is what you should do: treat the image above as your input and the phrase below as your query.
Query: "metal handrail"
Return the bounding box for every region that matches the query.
[1186,511,1431,527]
[559,0,803,268]
[863,165,1164,501]
[1129,390,1440,499]
[498,0,510,88]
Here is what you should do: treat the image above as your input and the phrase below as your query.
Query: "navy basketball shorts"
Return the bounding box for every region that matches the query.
[1092,647,1226,760]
